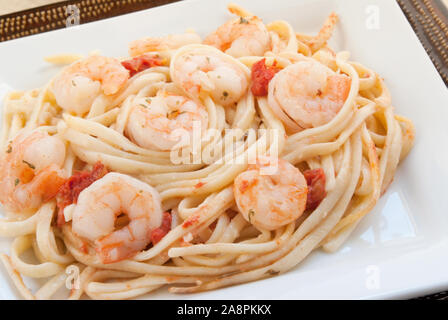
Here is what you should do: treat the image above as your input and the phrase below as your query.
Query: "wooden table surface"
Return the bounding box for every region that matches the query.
[0,0,65,15]
[1,0,448,15]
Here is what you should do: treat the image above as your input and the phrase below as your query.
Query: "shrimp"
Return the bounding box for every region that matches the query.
[123,90,208,151]
[268,59,351,132]
[51,55,130,115]
[203,4,270,57]
[234,156,308,231]
[171,44,249,107]
[129,32,202,57]
[299,12,339,53]
[0,129,66,213]
[71,172,164,263]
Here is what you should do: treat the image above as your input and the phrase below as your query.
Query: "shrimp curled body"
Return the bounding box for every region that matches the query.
[129,32,202,57]
[268,59,351,132]
[234,157,308,231]
[71,172,163,263]
[51,55,130,115]
[0,129,66,213]
[171,44,250,107]
[124,91,208,151]
[204,15,270,58]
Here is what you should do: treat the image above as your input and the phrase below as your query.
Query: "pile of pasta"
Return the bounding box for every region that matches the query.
[0,4,414,299]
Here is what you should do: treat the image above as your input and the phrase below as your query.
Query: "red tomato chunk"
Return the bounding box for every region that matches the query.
[251,58,279,96]
[56,162,108,226]
[303,168,326,211]
[121,54,164,77]
[151,211,172,245]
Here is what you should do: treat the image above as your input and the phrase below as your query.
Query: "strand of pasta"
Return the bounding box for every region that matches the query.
[35,201,74,265]
[234,230,272,264]
[0,253,35,300]
[86,274,201,294]
[83,270,159,300]
[0,91,28,147]
[34,263,84,300]
[10,235,64,278]
[152,130,257,192]
[180,214,250,267]
[283,102,375,164]
[0,210,39,237]
[70,144,202,174]
[206,213,230,244]
[26,81,57,130]
[321,124,381,250]
[85,69,169,118]
[267,20,299,54]
[62,114,172,159]
[68,266,96,300]
[134,187,235,261]
[169,222,294,257]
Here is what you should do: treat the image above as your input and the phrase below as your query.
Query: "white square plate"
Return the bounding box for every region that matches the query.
[0,0,447,300]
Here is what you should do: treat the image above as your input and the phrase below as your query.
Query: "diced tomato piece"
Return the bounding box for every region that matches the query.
[251,58,279,96]
[56,162,108,226]
[121,54,163,77]
[194,181,205,188]
[303,168,326,211]
[151,211,172,244]
[182,214,200,229]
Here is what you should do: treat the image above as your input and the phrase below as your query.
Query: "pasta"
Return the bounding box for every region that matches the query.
[0,3,414,300]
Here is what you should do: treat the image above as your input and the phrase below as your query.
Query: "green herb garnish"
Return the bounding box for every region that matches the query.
[22,160,35,169]
[248,209,255,223]
[266,269,280,276]
[168,110,186,119]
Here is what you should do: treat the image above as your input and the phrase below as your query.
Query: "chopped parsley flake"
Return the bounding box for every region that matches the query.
[248,209,255,223]
[168,110,186,119]
[266,269,280,276]
[23,160,35,169]
[14,178,20,186]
